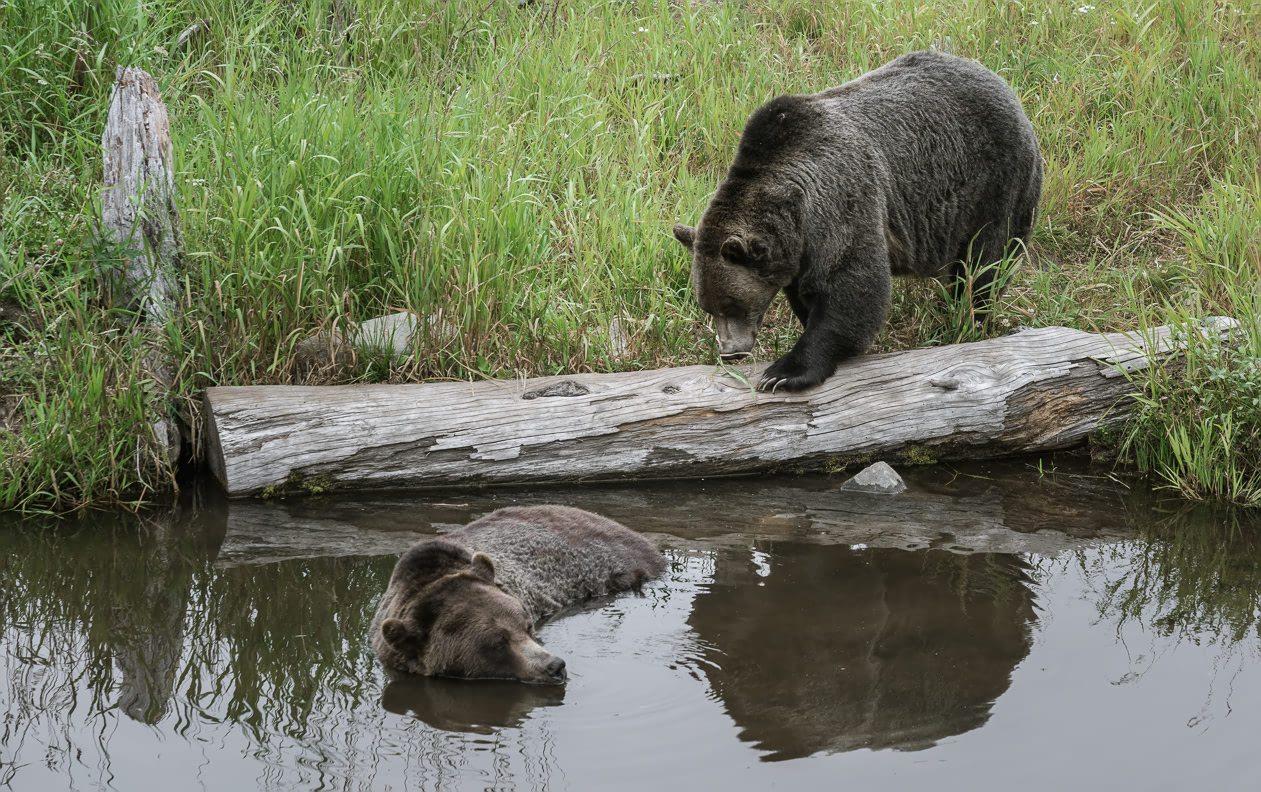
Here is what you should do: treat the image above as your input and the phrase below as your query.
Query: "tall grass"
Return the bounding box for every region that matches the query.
[1120,280,1261,506]
[2,0,1259,509]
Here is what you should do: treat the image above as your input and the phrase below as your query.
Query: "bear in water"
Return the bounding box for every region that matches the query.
[371,505,666,684]
[672,50,1043,392]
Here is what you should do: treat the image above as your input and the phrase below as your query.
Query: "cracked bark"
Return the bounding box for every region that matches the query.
[203,319,1235,497]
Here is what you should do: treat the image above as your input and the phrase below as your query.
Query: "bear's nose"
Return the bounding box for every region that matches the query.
[545,656,567,682]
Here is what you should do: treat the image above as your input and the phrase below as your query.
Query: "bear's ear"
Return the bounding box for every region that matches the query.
[469,552,496,583]
[381,618,416,651]
[720,236,749,265]
[396,541,473,590]
[748,237,770,260]
[722,235,771,270]
[672,224,696,251]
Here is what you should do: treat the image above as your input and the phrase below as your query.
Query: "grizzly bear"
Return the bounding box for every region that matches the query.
[371,505,666,684]
[672,50,1043,392]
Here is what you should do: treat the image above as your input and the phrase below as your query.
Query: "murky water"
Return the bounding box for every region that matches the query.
[3,460,1261,791]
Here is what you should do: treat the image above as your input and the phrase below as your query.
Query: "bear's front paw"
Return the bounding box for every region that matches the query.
[757,354,828,393]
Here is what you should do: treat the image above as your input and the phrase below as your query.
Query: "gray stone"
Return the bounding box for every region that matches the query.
[295,310,422,375]
[354,311,417,358]
[840,461,906,495]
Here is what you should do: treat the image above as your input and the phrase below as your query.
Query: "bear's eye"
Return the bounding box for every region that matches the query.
[478,633,515,672]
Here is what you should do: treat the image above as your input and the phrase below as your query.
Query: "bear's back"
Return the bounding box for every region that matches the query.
[735,50,1035,166]
[819,50,1032,149]
[448,506,666,621]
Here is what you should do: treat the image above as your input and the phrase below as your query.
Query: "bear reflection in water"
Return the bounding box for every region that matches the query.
[380,670,566,734]
[687,543,1037,760]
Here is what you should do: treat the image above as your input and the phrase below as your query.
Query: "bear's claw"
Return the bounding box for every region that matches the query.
[757,376,786,394]
[758,354,827,393]
[756,373,819,393]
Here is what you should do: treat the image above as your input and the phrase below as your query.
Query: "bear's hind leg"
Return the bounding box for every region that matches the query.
[950,227,1023,317]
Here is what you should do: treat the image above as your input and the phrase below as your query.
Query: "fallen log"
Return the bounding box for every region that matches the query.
[203,318,1235,497]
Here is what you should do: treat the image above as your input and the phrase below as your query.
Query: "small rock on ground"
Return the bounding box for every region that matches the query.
[840,461,906,495]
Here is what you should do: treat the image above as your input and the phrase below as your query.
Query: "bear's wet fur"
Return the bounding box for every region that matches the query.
[371,505,666,684]
[673,50,1044,392]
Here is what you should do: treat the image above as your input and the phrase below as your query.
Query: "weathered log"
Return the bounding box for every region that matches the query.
[99,67,186,463]
[203,318,1235,497]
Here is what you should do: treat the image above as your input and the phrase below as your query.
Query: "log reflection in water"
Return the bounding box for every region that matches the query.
[215,460,1141,568]
[687,543,1037,760]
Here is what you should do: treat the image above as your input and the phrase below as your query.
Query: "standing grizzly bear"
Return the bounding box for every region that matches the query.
[672,50,1043,392]
[371,505,666,684]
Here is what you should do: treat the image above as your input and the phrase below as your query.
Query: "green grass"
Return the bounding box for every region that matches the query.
[2,0,1259,510]
[1120,285,1261,505]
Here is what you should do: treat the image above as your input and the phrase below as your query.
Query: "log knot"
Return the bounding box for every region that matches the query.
[522,381,590,400]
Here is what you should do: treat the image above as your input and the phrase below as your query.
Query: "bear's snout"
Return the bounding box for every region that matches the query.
[714,316,758,359]
[544,656,567,683]
[523,650,567,685]
[519,636,569,685]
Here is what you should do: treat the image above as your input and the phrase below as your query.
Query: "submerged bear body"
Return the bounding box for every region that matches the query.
[371,505,666,684]
[673,50,1044,392]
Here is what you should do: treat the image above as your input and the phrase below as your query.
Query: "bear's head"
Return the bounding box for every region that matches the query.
[378,541,567,685]
[673,190,802,361]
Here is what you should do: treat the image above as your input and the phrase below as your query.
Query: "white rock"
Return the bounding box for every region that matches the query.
[352,311,417,358]
[840,461,907,495]
[295,310,421,373]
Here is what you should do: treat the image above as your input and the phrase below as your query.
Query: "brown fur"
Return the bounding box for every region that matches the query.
[673,51,1043,392]
[371,505,666,684]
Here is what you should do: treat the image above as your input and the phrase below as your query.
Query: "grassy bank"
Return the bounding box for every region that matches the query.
[2,0,1259,510]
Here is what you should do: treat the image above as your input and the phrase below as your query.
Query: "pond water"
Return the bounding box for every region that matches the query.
[2,460,1260,791]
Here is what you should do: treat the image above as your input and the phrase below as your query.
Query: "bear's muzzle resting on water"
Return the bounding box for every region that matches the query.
[371,505,666,684]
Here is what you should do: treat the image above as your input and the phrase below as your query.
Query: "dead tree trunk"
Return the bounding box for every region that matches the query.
[100,66,184,323]
[99,66,185,464]
[202,319,1235,497]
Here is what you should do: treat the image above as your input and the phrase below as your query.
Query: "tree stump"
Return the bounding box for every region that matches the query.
[100,66,184,324]
[99,66,186,464]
